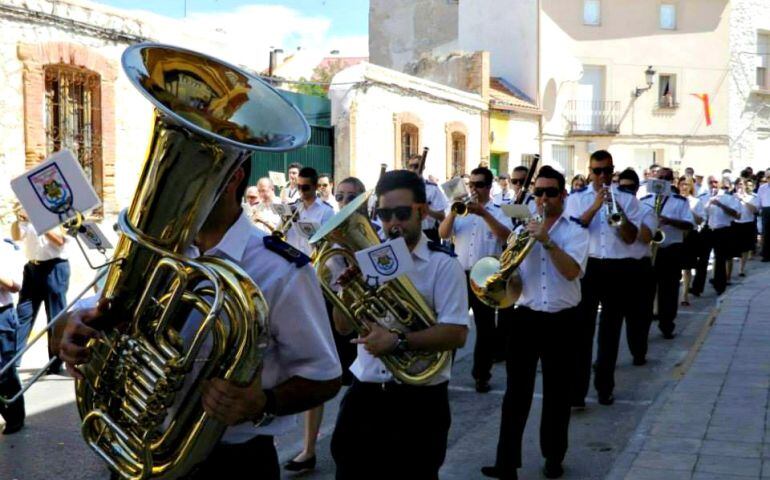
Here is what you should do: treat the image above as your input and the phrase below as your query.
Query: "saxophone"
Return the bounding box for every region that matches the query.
[75,43,310,479]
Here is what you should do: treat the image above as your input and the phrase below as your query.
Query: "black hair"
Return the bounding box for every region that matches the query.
[649,163,661,170]
[470,167,494,186]
[339,176,366,194]
[590,150,613,163]
[287,162,303,172]
[318,173,332,182]
[375,170,426,204]
[513,166,529,175]
[235,161,252,201]
[618,168,640,187]
[298,166,319,185]
[535,165,565,191]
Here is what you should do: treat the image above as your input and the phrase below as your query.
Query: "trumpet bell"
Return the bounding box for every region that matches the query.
[469,257,519,309]
[451,201,469,216]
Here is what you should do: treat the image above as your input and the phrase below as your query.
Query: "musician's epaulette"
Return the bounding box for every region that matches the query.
[524,195,534,204]
[321,200,334,209]
[3,238,19,250]
[425,180,437,186]
[572,186,588,193]
[569,216,587,228]
[263,235,310,268]
[672,193,686,201]
[640,194,653,201]
[427,241,456,257]
[493,204,501,208]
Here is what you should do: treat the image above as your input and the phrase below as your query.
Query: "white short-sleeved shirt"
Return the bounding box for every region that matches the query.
[493,190,515,205]
[423,180,448,231]
[702,191,742,230]
[735,193,759,223]
[249,200,282,234]
[565,185,643,259]
[515,214,589,313]
[448,199,511,271]
[184,211,341,442]
[640,193,694,246]
[627,202,659,259]
[17,221,69,261]
[281,186,300,204]
[0,239,23,307]
[286,198,335,256]
[350,234,469,385]
[757,184,770,208]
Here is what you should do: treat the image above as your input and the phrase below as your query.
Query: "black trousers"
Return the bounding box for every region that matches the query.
[709,227,732,295]
[466,273,512,382]
[183,435,278,479]
[16,258,70,369]
[571,258,638,401]
[654,244,684,335]
[0,305,24,427]
[494,306,575,474]
[331,380,451,480]
[762,208,770,260]
[692,227,714,296]
[625,258,654,361]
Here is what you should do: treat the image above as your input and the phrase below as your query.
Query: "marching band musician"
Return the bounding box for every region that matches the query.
[0,236,24,434]
[438,167,512,393]
[512,166,537,218]
[493,173,515,205]
[640,168,694,339]
[567,150,642,407]
[696,177,741,296]
[58,162,342,479]
[615,169,658,364]
[481,166,589,480]
[286,167,335,256]
[330,170,469,480]
[406,154,448,242]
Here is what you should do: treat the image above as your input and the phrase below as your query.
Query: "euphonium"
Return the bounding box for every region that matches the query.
[469,214,542,308]
[650,192,667,262]
[309,192,450,385]
[75,44,310,479]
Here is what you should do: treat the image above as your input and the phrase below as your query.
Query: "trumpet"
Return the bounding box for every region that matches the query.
[604,184,625,227]
[451,193,477,216]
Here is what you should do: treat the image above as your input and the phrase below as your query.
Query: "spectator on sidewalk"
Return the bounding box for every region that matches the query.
[0,236,24,434]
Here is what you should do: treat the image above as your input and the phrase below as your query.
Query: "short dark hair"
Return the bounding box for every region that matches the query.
[513,166,529,175]
[590,150,613,163]
[375,170,426,204]
[618,168,640,187]
[470,167,494,186]
[649,163,661,170]
[339,176,366,194]
[298,167,319,185]
[288,162,302,172]
[236,161,252,201]
[498,173,510,180]
[535,165,565,191]
[318,173,332,182]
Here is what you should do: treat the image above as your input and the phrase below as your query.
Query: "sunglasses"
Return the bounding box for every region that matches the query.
[376,206,415,222]
[297,184,314,192]
[510,178,524,186]
[533,187,560,198]
[335,192,359,202]
[407,163,421,170]
[469,181,491,189]
[318,183,330,188]
[591,166,615,176]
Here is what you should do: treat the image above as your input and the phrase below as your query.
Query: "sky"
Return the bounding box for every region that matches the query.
[97,0,369,59]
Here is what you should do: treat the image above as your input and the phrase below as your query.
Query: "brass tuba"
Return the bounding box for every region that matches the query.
[309,192,450,385]
[74,44,310,479]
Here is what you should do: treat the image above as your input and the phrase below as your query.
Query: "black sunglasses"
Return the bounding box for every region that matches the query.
[533,187,561,198]
[376,206,415,222]
[407,163,421,170]
[469,180,491,189]
[591,166,614,176]
[510,178,524,186]
[297,184,314,192]
[335,192,359,202]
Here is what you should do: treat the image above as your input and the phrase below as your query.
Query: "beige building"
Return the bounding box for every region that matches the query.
[370,0,770,178]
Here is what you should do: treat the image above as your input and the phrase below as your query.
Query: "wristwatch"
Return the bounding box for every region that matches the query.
[542,238,556,250]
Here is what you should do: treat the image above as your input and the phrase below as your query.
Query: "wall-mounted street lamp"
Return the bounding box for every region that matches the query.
[634,65,656,97]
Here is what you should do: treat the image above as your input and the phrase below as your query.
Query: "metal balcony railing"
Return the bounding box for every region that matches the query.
[566,100,621,135]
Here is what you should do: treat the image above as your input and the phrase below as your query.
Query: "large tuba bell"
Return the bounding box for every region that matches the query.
[74,44,310,479]
[309,192,450,385]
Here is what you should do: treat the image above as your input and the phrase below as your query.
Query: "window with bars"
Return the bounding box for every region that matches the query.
[451,132,466,177]
[44,64,103,202]
[401,123,419,163]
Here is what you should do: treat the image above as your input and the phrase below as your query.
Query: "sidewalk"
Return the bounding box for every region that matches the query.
[608,261,770,480]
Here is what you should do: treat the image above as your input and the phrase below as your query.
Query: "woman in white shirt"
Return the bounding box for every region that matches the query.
[729,178,759,279]
[677,177,703,307]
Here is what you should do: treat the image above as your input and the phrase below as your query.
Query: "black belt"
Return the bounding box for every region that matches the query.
[354,378,448,393]
[0,304,13,314]
[29,258,67,266]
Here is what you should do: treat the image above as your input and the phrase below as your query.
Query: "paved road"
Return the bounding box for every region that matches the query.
[0,259,740,480]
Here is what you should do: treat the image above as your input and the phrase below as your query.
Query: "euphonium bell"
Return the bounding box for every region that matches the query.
[309,192,450,385]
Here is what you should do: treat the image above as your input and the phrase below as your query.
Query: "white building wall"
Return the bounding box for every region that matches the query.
[729,0,770,172]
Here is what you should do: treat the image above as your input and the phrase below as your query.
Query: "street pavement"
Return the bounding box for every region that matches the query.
[1,258,761,479]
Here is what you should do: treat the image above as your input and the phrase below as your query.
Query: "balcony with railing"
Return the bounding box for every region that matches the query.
[565,100,621,135]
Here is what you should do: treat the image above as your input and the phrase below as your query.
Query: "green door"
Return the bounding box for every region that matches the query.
[489,153,501,177]
[249,125,334,187]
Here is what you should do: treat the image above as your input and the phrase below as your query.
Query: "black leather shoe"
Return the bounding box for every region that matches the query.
[283,455,316,472]
[543,459,564,479]
[475,380,492,393]
[2,420,24,435]
[480,465,517,479]
[660,330,675,339]
[598,393,615,406]
[632,357,647,366]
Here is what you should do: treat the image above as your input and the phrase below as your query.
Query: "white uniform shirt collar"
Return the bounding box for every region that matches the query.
[199,209,252,262]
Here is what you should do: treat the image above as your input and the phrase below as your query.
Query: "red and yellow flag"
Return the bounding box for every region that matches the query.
[691,93,712,126]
